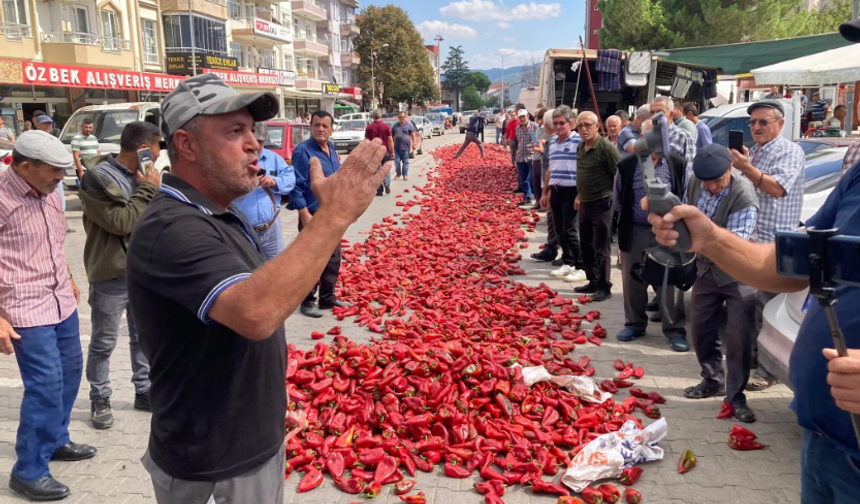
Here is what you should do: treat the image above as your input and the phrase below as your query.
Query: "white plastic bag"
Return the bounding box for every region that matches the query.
[517,365,612,404]
[560,418,668,492]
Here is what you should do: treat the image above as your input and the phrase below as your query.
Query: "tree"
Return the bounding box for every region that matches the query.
[442,45,472,112]
[469,71,491,94]
[599,0,853,50]
[355,5,440,108]
[462,85,484,110]
[520,54,541,87]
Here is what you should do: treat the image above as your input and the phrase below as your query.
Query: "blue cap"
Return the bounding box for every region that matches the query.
[35,115,53,124]
[693,143,732,181]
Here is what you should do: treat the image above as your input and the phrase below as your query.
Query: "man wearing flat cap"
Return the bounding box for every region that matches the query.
[0,131,96,501]
[126,73,391,502]
[728,99,805,392]
[682,144,760,423]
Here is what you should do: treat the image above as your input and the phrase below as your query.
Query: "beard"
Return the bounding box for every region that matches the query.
[197,141,259,204]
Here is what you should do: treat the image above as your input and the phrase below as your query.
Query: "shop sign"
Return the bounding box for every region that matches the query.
[343,86,363,101]
[11,61,185,92]
[165,52,239,76]
[322,83,341,95]
[258,67,297,87]
[254,18,292,44]
[202,69,279,87]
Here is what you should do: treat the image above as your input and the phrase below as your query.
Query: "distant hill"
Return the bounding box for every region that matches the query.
[473,66,525,84]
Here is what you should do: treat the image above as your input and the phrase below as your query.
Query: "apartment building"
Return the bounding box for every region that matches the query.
[0,0,361,133]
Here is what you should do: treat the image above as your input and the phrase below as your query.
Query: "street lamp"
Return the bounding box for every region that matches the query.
[371,43,389,110]
[491,52,505,109]
[434,35,444,88]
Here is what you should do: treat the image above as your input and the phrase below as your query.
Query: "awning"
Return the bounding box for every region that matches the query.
[660,32,851,75]
[752,44,860,85]
[281,88,324,99]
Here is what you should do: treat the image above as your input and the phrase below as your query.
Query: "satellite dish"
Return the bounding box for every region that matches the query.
[555,72,566,81]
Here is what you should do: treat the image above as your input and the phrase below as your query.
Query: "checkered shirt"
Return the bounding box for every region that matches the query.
[668,124,696,186]
[690,182,758,240]
[515,122,538,163]
[746,135,805,243]
[843,139,860,175]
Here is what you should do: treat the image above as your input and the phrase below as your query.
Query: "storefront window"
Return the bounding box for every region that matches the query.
[162,13,228,55]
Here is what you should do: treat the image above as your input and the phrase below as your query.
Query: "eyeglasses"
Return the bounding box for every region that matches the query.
[552,121,568,126]
[748,119,777,128]
[577,122,596,128]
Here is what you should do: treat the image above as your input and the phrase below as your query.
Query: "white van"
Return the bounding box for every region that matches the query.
[339,112,371,122]
[59,103,170,189]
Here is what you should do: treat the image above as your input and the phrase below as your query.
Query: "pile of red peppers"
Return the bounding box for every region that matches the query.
[284,145,662,503]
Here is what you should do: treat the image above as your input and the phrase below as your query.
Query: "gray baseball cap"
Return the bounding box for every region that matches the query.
[14,130,74,168]
[161,73,279,139]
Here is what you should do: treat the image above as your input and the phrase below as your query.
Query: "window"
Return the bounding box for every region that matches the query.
[260,49,275,69]
[228,0,240,18]
[2,0,27,25]
[142,19,159,64]
[60,110,140,144]
[231,42,243,67]
[283,54,293,72]
[74,7,90,34]
[293,18,299,37]
[101,10,121,50]
[162,14,228,55]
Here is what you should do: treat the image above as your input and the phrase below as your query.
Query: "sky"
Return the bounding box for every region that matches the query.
[362,0,586,70]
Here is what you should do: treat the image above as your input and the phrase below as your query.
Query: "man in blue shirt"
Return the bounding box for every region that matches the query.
[617,105,649,154]
[648,17,860,492]
[810,91,829,125]
[287,111,345,318]
[233,123,295,260]
[392,111,418,181]
[683,103,713,150]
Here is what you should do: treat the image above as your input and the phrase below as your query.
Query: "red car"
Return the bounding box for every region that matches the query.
[264,120,310,165]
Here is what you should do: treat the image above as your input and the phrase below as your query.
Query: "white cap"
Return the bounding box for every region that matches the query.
[517,109,528,117]
[14,131,74,169]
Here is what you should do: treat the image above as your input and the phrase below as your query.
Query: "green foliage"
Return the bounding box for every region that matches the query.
[469,72,492,94]
[599,0,853,50]
[461,85,484,110]
[355,5,440,106]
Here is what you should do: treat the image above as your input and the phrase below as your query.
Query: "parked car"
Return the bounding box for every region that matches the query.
[331,119,369,153]
[425,113,446,136]
[757,144,852,390]
[340,112,371,122]
[699,100,795,151]
[459,110,478,133]
[794,137,854,156]
[59,103,169,189]
[382,118,423,156]
[264,120,310,164]
[410,116,433,139]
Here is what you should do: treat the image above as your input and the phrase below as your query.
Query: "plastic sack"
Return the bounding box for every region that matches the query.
[517,365,612,404]
[561,418,668,492]
[285,408,307,444]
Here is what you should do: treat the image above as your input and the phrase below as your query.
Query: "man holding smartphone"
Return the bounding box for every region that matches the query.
[78,121,162,430]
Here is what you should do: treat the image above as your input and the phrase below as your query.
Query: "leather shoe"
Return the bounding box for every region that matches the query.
[52,442,97,462]
[319,299,350,310]
[617,327,645,342]
[649,312,662,323]
[551,259,565,267]
[134,392,151,412]
[573,282,598,294]
[300,303,323,318]
[733,404,756,423]
[669,335,690,352]
[9,474,69,501]
[591,289,612,302]
[684,380,726,399]
[645,298,659,312]
[530,251,556,262]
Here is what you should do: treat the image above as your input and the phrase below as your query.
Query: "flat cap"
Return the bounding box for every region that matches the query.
[747,100,784,117]
[35,115,53,124]
[693,143,732,181]
[14,130,74,169]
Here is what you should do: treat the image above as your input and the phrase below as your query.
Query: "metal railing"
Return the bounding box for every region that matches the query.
[294,33,327,46]
[0,21,32,40]
[205,0,228,7]
[293,0,326,10]
[296,71,330,82]
[41,32,130,52]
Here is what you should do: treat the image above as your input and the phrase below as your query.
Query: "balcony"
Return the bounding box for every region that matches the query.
[293,33,328,57]
[295,71,328,91]
[291,0,327,22]
[161,0,228,20]
[340,20,359,37]
[0,22,35,61]
[341,51,360,67]
[230,16,292,45]
[40,32,133,69]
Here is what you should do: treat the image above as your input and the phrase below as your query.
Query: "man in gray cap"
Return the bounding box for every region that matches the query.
[728,99,805,391]
[126,73,390,503]
[682,143,759,422]
[0,131,96,501]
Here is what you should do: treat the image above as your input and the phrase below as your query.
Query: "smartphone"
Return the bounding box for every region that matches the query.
[137,147,153,175]
[776,231,860,287]
[729,130,744,153]
[529,131,539,146]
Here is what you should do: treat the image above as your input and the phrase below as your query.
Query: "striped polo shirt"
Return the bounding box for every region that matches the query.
[548,131,582,187]
[71,133,100,155]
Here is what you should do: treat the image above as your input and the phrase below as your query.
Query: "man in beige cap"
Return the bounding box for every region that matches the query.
[0,130,95,501]
[127,73,390,503]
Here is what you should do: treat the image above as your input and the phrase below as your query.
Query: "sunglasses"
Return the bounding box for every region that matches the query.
[748,119,777,128]
[577,122,596,128]
[552,121,568,126]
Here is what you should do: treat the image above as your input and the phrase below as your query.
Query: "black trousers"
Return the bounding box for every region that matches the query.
[531,159,542,199]
[550,185,582,268]
[691,271,757,406]
[298,217,342,305]
[579,197,614,289]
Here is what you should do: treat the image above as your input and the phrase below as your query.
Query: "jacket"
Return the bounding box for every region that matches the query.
[79,154,158,283]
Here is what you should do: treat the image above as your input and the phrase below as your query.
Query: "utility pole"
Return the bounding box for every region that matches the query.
[492,52,505,109]
[434,35,444,89]
[189,0,197,76]
[854,0,859,20]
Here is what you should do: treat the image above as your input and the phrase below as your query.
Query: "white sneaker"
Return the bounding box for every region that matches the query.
[550,265,573,277]
[562,269,588,283]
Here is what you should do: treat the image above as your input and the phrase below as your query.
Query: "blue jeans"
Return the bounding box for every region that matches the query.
[12,311,82,480]
[516,161,533,201]
[257,217,285,260]
[87,277,150,401]
[496,127,503,144]
[801,428,860,503]
[394,149,410,177]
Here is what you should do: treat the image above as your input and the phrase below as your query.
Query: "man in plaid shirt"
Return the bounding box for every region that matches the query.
[514,109,538,206]
[843,138,860,175]
[650,97,696,185]
[728,100,805,392]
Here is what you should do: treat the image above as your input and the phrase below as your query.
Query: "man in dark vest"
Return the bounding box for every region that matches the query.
[683,144,760,423]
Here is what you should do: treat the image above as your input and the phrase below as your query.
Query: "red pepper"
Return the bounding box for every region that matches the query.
[613,360,625,371]
[327,325,341,335]
[297,467,324,493]
[484,493,505,504]
[581,486,604,504]
[399,492,427,504]
[632,367,645,379]
[628,388,648,399]
[531,479,570,496]
[643,404,661,419]
[496,394,515,417]
[600,380,618,394]
[677,448,697,474]
[403,413,433,428]
[646,391,665,404]
[365,481,382,499]
[359,448,385,467]
[394,480,416,495]
[623,488,641,504]
[618,467,643,486]
[618,368,633,380]
[374,455,398,484]
[335,425,356,449]
[326,451,345,478]
[311,331,325,340]
[351,468,375,483]
[475,480,507,495]
[573,415,599,429]
[557,498,585,504]
[304,431,324,448]
[333,477,367,494]
[612,378,634,388]
[597,483,621,503]
[717,401,735,419]
[444,461,471,478]
[379,468,404,485]
[586,335,602,346]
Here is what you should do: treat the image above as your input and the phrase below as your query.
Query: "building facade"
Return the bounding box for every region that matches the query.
[0,0,361,134]
[584,0,602,49]
[425,44,440,89]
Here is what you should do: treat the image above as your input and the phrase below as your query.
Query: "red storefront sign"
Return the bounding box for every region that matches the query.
[343,86,363,101]
[202,69,279,87]
[19,61,186,92]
